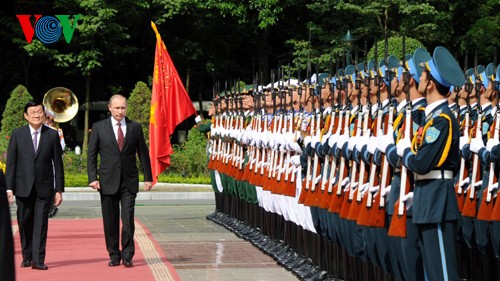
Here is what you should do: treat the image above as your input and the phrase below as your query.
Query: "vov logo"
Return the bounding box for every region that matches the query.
[16,14,81,44]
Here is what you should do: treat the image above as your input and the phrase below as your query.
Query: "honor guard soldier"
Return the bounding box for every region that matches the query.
[396,46,464,281]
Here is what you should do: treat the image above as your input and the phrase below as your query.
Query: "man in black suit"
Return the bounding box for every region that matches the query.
[5,100,65,270]
[0,170,15,280]
[87,94,153,267]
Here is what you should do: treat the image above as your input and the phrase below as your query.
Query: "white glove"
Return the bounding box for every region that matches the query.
[473,180,483,188]
[459,136,469,151]
[311,135,321,148]
[337,134,349,149]
[253,134,261,148]
[356,135,369,151]
[469,137,485,154]
[341,177,350,188]
[291,142,302,154]
[347,136,358,152]
[401,191,414,210]
[328,133,339,147]
[488,182,498,193]
[486,138,499,152]
[241,132,249,145]
[359,183,370,194]
[396,138,411,157]
[367,136,379,155]
[381,185,391,197]
[459,178,470,189]
[322,133,331,144]
[290,155,301,167]
[369,185,379,193]
[304,135,312,147]
[377,133,394,153]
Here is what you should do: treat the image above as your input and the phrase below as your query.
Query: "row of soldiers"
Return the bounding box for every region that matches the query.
[201,45,500,281]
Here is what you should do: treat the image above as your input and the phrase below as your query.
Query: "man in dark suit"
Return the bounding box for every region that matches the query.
[87,94,152,268]
[0,170,15,280]
[5,100,65,270]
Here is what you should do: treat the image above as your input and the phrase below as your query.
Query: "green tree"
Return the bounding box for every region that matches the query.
[127,81,151,145]
[168,127,209,177]
[0,85,33,161]
[367,36,425,63]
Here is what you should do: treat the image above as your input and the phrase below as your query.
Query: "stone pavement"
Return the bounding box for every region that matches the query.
[10,185,298,281]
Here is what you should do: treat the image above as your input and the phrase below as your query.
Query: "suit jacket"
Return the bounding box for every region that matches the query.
[0,171,15,281]
[5,125,64,197]
[87,117,152,195]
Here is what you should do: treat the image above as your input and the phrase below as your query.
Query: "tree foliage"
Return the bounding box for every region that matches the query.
[0,85,33,161]
[167,128,209,177]
[1,0,499,149]
[127,81,152,145]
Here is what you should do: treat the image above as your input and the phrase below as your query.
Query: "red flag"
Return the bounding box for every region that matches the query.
[150,22,197,185]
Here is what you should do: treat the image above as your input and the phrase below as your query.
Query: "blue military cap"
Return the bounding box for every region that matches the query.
[497,64,500,81]
[410,48,431,82]
[425,46,465,88]
[466,68,475,84]
[496,64,500,91]
[357,62,367,78]
[474,65,488,89]
[345,65,356,83]
[317,72,329,87]
[378,55,400,85]
[481,63,495,91]
[367,59,376,78]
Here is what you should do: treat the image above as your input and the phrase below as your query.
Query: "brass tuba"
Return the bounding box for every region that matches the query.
[43,87,79,123]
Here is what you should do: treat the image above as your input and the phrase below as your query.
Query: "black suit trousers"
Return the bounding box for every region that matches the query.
[99,176,136,260]
[16,186,51,264]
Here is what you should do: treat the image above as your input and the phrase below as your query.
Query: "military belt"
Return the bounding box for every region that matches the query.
[414,170,453,181]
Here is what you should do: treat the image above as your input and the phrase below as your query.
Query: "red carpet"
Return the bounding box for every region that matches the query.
[12,219,181,281]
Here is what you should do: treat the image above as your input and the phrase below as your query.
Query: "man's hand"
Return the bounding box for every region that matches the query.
[144,181,153,191]
[54,192,63,207]
[89,181,100,190]
[7,191,14,206]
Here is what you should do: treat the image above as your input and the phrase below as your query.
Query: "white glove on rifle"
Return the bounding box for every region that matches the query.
[377,133,394,153]
[396,138,411,157]
[486,138,499,152]
[367,136,379,155]
[459,136,469,151]
[401,191,414,210]
[469,137,485,154]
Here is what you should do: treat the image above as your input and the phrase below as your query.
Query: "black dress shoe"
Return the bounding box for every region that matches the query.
[21,260,32,268]
[108,259,121,266]
[32,263,48,270]
[123,259,133,267]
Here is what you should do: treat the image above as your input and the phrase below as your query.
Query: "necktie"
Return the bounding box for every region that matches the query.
[33,130,38,152]
[117,123,124,151]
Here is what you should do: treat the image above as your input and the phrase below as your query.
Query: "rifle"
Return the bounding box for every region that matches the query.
[368,36,394,227]
[329,63,350,214]
[340,100,362,219]
[305,95,323,206]
[320,73,342,209]
[388,93,412,237]
[298,86,315,204]
[348,97,370,221]
[477,102,499,220]
[462,56,482,218]
[456,107,470,212]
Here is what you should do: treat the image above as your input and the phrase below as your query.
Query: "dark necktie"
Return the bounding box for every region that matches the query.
[117,123,124,151]
[33,130,38,152]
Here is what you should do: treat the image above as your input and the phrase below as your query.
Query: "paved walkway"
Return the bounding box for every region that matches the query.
[10,186,298,281]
